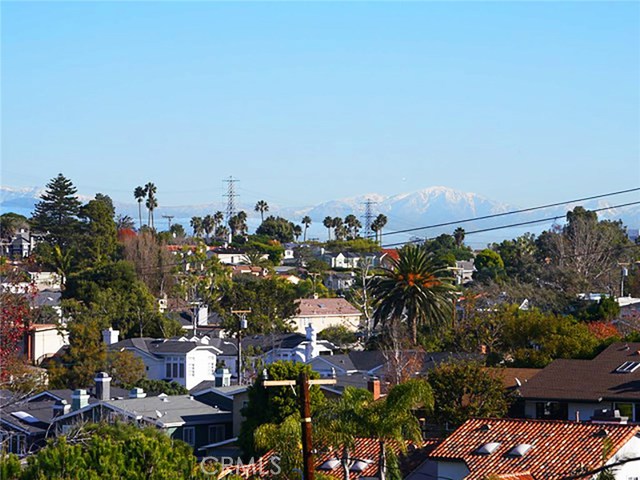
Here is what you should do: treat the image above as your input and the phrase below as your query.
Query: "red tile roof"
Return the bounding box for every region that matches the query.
[428,418,640,480]
[295,298,361,317]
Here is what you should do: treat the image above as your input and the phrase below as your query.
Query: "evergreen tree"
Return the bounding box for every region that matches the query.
[31,174,81,248]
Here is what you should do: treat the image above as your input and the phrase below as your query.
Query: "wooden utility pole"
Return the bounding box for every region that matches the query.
[263,373,336,480]
[231,309,251,384]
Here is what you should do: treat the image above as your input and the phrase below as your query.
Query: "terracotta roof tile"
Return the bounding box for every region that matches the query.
[428,418,640,480]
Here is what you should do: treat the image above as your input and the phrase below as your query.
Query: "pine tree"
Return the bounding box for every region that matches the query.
[32,174,81,248]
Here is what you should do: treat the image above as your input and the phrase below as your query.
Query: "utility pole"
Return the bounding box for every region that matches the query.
[262,372,336,480]
[162,214,174,230]
[231,309,250,384]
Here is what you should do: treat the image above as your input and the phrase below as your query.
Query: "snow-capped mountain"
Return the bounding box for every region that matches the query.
[2,185,637,247]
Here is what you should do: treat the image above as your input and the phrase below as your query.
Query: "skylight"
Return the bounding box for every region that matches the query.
[476,442,501,455]
[350,459,373,472]
[615,361,640,373]
[318,459,340,470]
[11,411,39,424]
[508,444,532,457]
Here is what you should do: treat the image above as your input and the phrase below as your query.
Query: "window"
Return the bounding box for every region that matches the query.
[183,427,195,446]
[616,362,640,373]
[210,359,216,376]
[535,402,568,420]
[189,362,195,377]
[615,402,634,421]
[165,357,185,379]
[209,424,226,443]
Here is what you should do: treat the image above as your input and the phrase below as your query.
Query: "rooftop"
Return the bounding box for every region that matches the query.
[295,298,361,317]
[428,417,640,480]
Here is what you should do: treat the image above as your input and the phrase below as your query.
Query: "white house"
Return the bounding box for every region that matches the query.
[107,330,222,390]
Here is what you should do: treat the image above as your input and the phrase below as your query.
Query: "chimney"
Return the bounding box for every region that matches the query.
[368,378,381,401]
[102,327,119,346]
[71,389,90,411]
[52,399,70,417]
[197,305,209,326]
[215,367,231,387]
[575,410,580,422]
[305,325,319,362]
[479,344,487,355]
[94,372,111,401]
[129,387,147,399]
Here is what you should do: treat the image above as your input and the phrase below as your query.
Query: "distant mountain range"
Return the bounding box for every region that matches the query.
[2,185,638,247]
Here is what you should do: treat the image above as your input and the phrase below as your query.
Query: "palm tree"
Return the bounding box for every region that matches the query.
[370,244,456,345]
[323,216,333,241]
[301,216,312,242]
[374,214,388,245]
[133,186,146,229]
[203,215,215,239]
[368,380,433,480]
[344,214,361,239]
[215,225,229,242]
[293,225,302,242]
[213,211,224,230]
[190,216,203,237]
[145,195,158,230]
[144,182,157,228]
[332,217,344,240]
[453,227,465,247]
[254,200,269,223]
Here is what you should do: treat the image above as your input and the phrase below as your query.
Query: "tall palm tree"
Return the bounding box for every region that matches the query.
[202,214,215,239]
[213,211,224,230]
[133,186,146,229]
[323,216,333,241]
[190,216,203,237]
[145,195,158,230]
[254,200,269,223]
[344,214,361,239]
[144,182,157,228]
[293,225,302,242]
[332,217,344,240]
[370,244,456,345]
[374,214,388,245]
[301,216,312,242]
[453,227,465,247]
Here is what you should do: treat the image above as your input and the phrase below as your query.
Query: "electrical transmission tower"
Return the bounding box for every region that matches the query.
[223,176,239,225]
[362,199,376,239]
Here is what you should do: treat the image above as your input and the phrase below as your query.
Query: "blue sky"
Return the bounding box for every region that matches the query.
[2,1,639,209]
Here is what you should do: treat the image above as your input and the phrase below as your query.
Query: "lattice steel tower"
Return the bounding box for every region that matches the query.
[223,176,239,224]
[363,199,376,239]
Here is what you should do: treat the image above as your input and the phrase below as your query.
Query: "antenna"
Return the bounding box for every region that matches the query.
[162,215,174,230]
[362,199,376,239]
[223,176,239,225]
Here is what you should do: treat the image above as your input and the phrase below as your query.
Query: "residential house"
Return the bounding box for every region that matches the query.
[408,417,640,480]
[53,379,232,452]
[519,342,640,423]
[449,260,475,286]
[290,298,362,333]
[207,247,250,266]
[108,331,222,390]
[191,383,249,438]
[324,271,357,292]
[23,324,68,365]
[242,326,336,365]
[0,379,132,456]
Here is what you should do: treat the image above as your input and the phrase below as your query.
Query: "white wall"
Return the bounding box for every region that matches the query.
[187,349,217,390]
[291,315,361,334]
[605,434,640,479]
[32,328,68,364]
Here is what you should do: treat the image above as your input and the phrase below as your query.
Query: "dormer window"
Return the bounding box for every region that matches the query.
[476,442,501,455]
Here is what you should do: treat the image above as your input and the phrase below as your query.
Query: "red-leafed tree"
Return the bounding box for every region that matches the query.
[0,285,32,382]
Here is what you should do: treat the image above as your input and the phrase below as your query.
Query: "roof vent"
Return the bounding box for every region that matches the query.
[319,459,340,470]
[508,444,532,457]
[615,361,640,373]
[594,428,609,438]
[476,442,501,455]
[479,424,491,432]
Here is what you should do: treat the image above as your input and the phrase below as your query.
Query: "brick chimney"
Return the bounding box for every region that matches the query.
[367,378,381,400]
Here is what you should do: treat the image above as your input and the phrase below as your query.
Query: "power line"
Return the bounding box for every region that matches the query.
[381,187,640,238]
[381,200,640,248]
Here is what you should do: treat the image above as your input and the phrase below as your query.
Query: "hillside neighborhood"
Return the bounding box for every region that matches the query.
[0,173,639,479]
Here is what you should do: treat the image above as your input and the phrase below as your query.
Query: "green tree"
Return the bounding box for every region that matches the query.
[255,216,295,243]
[125,378,188,396]
[31,174,81,249]
[77,196,119,266]
[133,186,147,229]
[428,360,510,428]
[20,422,206,480]
[453,227,465,247]
[169,223,186,239]
[202,214,215,239]
[190,216,204,237]
[371,214,388,244]
[473,249,506,283]
[0,213,28,239]
[371,244,457,345]
[144,182,157,230]
[318,325,357,347]
[293,224,302,242]
[254,200,269,223]
[323,216,333,241]
[219,276,299,334]
[301,216,312,242]
[238,361,324,458]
